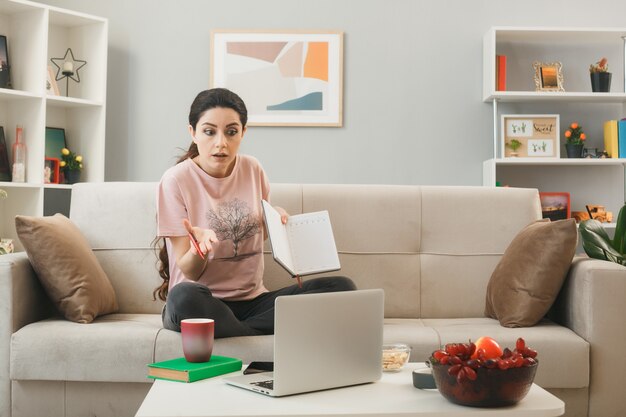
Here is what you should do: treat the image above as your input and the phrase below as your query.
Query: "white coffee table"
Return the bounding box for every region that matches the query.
[135,363,564,417]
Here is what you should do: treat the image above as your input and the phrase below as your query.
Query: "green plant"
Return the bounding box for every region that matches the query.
[579,203,626,266]
[506,139,522,152]
[60,147,83,172]
[589,57,609,73]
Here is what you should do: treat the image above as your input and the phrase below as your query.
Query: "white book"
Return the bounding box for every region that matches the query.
[261,200,341,277]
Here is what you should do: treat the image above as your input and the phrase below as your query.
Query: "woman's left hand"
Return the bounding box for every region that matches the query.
[275,206,289,224]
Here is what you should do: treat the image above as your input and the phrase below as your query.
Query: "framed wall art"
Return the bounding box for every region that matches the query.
[539,192,570,221]
[501,114,560,158]
[210,30,343,127]
[533,61,564,92]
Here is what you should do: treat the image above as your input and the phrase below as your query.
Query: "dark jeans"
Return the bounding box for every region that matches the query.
[162,276,356,338]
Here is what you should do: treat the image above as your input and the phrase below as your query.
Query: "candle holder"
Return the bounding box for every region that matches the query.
[50,48,86,97]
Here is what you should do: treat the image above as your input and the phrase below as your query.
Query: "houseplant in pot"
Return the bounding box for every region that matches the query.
[590,57,611,92]
[60,147,83,184]
[506,139,522,157]
[564,122,586,158]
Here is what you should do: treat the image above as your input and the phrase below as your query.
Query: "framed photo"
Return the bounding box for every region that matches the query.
[45,127,66,159]
[501,114,560,158]
[0,127,10,181]
[533,61,564,92]
[44,157,60,184]
[0,35,11,89]
[539,192,570,221]
[46,65,60,96]
[210,30,343,127]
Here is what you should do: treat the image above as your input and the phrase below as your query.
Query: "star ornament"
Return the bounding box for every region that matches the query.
[51,48,87,83]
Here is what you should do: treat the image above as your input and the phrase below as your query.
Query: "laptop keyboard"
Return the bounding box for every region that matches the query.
[251,380,274,390]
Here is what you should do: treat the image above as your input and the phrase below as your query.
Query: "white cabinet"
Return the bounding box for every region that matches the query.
[483,27,626,228]
[0,0,107,250]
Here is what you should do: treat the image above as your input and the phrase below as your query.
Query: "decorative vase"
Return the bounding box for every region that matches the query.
[565,143,584,158]
[65,170,81,184]
[590,72,611,92]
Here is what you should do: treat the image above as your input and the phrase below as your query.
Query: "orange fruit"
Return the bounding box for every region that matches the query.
[571,122,579,129]
[471,336,503,360]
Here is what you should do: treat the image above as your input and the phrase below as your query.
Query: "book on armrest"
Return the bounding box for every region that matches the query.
[261,200,341,277]
[147,355,242,383]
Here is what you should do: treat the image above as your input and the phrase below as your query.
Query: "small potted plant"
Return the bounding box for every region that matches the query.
[60,147,83,184]
[590,57,611,92]
[506,139,522,157]
[564,122,586,158]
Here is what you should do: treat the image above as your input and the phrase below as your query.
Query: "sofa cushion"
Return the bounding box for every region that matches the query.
[423,317,589,389]
[485,219,577,327]
[15,214,118,323]
[10,314,161,382]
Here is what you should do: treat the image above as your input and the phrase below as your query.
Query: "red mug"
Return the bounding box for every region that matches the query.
[181,318,214,363]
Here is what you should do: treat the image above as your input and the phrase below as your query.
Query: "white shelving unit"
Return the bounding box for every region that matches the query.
[0,0,107,251]
[483,27,626,226]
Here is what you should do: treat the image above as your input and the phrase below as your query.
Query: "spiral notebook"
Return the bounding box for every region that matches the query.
[261,200,341,277]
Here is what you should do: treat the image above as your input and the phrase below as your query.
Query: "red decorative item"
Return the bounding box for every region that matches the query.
[44,157,60,184]
[180,319,214,363]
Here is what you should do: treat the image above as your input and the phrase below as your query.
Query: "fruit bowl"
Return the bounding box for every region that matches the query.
[382,343,411,372]
[429,337,538,407]
[430,360,537,407]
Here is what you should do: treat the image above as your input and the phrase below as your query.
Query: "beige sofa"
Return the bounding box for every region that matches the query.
[2,182,625,417]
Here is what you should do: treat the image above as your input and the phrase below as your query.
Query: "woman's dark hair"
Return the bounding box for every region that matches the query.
[152,88,248,301]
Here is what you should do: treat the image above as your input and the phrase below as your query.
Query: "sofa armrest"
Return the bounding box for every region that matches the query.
[0,252,55,417]
[552,257,626,417]
[0,252,56,333]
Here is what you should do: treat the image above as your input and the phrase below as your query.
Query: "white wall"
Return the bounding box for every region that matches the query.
[34,0,626,185]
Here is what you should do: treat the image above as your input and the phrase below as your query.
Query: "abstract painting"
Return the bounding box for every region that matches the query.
[211,31,343,127]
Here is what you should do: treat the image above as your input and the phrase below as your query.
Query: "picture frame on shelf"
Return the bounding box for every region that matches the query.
[533,61,564,92]
[0,35,11,89]
[0,127,10,181]
[46,65,60,96]
[210,30,343,127]
[501,114,560,158]
[44,157,60,184]
[45,127,67,160]
[539,192,570,221]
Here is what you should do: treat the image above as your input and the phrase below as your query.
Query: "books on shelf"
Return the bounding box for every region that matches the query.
[604,120,619,158]
[618,119,626,159]
[496,55,506,91]
[147,355,242,383]
[261,200,341,277]
[602,118,626,159]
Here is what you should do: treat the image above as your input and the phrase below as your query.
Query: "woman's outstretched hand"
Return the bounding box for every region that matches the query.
[183,218,218,259]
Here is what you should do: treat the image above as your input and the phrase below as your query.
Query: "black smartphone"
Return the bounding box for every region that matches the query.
[243,361,274,375]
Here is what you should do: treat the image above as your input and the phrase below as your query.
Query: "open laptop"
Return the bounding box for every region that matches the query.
[224,289,384,397]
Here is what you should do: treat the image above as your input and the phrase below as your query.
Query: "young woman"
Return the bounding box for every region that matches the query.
[154,88,355,338]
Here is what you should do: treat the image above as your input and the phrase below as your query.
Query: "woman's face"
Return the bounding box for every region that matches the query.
[189,107,246,178]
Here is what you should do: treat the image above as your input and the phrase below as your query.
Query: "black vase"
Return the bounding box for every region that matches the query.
[65,170,81,184]
[565,143,584,158]
[590,72,611,92]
